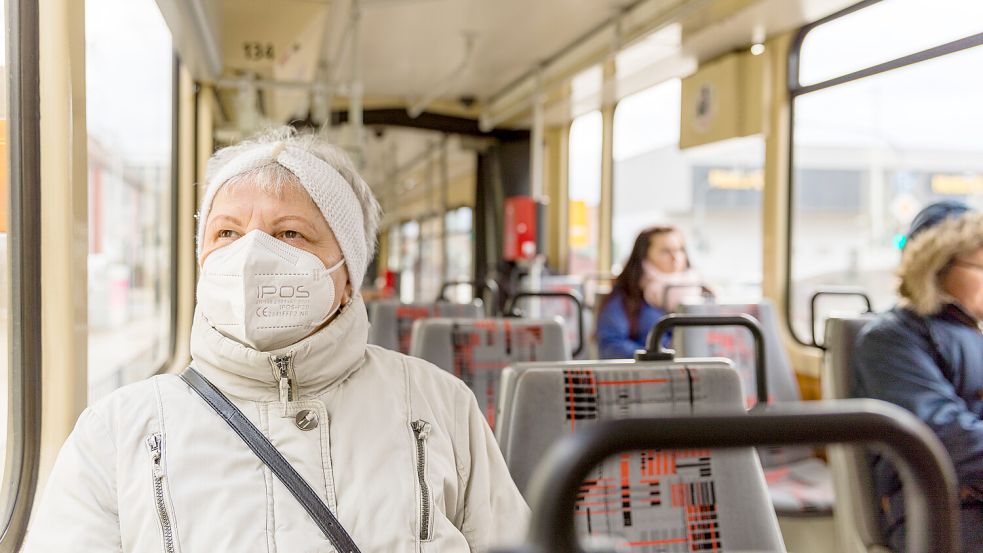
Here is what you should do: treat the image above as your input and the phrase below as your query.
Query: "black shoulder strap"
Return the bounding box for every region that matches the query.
[180,367,361,553]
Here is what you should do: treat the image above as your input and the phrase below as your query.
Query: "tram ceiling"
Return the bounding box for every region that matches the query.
[164,0,858,132]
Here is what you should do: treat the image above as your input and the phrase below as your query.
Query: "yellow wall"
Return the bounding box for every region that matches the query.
[0,120,7,233]
[38,0,89,491]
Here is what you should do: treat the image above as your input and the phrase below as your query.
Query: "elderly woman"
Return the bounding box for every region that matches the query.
[854,201,983,552]
[25,128,529,552]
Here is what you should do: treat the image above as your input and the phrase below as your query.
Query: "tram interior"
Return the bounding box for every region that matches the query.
[0,0,980,551]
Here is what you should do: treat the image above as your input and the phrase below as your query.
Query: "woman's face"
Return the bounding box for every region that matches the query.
[943,246,983,320]
[200,179,351,311]
[646,231,688,273]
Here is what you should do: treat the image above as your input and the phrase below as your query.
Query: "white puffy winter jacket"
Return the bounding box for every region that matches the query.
[23,296,530,552]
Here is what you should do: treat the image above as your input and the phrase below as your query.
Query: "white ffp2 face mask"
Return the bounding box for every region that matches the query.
[197,229,346,351]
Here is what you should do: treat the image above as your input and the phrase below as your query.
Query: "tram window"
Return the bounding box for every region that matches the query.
[418,215,443,302]
[86,0,175,401]
[799,0,983,88]
[568,111,602,274]
[399,220,419,303]
[612,79,763,299]
[386,226,400,276]
[444,207,474,303]
[789,6,983,343]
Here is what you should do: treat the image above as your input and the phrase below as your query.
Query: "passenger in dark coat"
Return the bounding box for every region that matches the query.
[853,201,983,552]
[597,226,705,358]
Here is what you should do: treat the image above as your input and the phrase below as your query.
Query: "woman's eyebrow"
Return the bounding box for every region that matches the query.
[271,215,317,229]
[207,214,243,227]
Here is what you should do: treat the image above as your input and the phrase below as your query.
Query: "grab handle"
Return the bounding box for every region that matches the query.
[438,279,502,316]
[661,283,715,305]
[809,288,874,349]
[505,291,585,358]
[637,314,767,406]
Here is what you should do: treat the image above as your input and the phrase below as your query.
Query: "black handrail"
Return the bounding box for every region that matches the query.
[637,314,768,406]
[510,400,957,553]
[438,279,502,316]
[505,291,585,358]
[809,288,874,349]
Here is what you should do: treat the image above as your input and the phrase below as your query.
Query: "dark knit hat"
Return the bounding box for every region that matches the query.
[907,200,972,244]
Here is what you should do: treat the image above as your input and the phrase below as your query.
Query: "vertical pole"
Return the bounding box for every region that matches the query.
[598,62,616,276]
[348,0,363,167]
[529,74,546,308]
[440,136,450,288]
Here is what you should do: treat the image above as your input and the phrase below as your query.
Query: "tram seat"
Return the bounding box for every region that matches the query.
[499,361,786,551]
[408,318,568,431]
[677,300,834,517]
[366,300,483,354]
[823,316,888,553]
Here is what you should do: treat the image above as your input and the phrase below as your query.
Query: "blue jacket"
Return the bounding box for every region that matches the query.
[853,304,983,551]
[597,293,667,359]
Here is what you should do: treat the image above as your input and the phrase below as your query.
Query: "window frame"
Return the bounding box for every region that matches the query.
[155,52,180,377]
[0,0,43,548]
[785,0,983,346]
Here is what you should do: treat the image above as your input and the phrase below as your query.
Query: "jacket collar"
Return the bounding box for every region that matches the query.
[190,295,369,402]
[942,303,983,332]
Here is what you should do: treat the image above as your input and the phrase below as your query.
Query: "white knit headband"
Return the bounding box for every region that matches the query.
[196,142,368,290]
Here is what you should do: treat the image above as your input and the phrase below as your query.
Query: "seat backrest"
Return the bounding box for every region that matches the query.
[676,301,812,467]
[409,318,568,431]
[366,300,483,354]
[823,316,886,551]
[500,360,785,552]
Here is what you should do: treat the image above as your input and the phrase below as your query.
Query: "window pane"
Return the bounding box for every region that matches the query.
[418,216,443,302]
[568,111,602,274]
[444,207,473,303]
[613,80,763,299]
[399,221,419,303]
[798,0,983,87]
[386,226,400,272]
[86,0,174,401]
[791,44,983,341]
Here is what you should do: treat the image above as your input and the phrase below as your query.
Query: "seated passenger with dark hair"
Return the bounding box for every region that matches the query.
[854,201,983,552]
[597,226,705,359]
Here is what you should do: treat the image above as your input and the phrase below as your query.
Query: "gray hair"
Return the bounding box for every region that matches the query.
[201,126,382,261]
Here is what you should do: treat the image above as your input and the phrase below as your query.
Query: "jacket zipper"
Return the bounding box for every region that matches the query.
[270,353,295,417]
[411,420,433,541]
[146,433,176,553]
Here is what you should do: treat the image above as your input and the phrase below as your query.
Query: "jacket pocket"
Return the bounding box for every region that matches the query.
[146,433,178,553]
[411,420,434,542]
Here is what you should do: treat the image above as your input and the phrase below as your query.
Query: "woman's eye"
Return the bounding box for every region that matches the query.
[217,229,239,239]
[280,230,302,240]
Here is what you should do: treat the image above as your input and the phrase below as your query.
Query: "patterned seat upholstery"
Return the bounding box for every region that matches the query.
[823,316,887,552]
[499,360,785,552]
[366,300,482,354]
[409,318,567,431]
[677,301,834,516]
